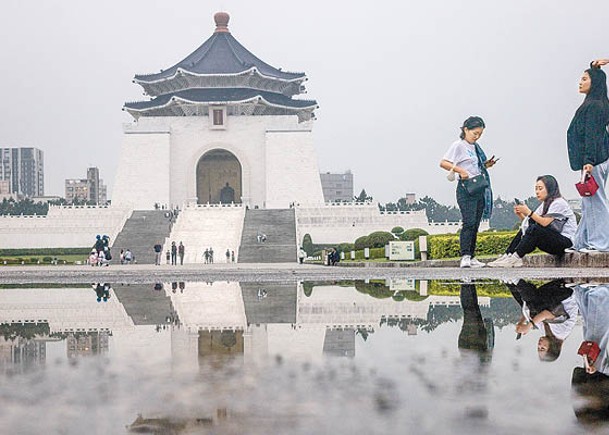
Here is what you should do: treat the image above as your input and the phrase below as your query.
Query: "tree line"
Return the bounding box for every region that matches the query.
[0,197,99,216]
[379,195,540,231]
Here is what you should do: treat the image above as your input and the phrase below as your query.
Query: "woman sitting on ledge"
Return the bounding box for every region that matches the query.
[489,175,577,268]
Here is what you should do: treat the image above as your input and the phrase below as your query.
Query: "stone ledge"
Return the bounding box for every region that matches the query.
[336,252,609,268]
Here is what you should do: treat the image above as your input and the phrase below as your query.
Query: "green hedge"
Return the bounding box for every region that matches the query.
[428,231,516,259]
[0,248,91,256]
[399,228,429,241]
[353,247,385,260]
[428,279,513,297]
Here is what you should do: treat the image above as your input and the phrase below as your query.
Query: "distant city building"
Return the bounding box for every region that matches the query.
[404,193,417,205]
[65,167,108,204]
[320,171,353,202]
[0,180,11,198]
[0,147,44,197]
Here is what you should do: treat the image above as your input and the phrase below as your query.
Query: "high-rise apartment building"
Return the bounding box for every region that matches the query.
[320,171,354,202]
[65,167,107,204]
[0,147,44,197]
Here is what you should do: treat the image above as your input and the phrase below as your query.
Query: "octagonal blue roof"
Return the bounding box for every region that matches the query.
[134,13,305,84]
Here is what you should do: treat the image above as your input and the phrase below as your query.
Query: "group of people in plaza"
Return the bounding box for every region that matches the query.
[203,247,214,263]
[88,234,111,266]
[150,242,237,265]
[441,59,609,268]
[153,241,185,265]
[203,247,235,263]
[119,248,134,264]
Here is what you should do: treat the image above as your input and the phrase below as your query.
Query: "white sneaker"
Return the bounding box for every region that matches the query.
[502,254,523,268]
[564,247,577,253]
[460,255,471,268]
[488,253,511,267]
[470,258,487,268]
[579,247,599,253]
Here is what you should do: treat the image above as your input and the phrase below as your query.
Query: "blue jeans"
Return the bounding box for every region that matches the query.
[574,159,609,251]
[456,182,485,257]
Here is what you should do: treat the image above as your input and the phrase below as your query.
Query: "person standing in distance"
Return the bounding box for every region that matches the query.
[440,116,498,268]
[567,62,609,252]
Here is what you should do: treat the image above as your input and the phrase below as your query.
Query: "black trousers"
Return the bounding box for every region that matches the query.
[506,222,573,257]
[456,183,485,257]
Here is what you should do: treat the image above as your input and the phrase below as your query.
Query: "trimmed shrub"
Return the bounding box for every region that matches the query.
[355,280,393,299]
[302,234,313,256]
[366,231,395,248]
[399,228,429,241]
[354,236,369,250]
[337,243,355,253]
[391,226,405,236]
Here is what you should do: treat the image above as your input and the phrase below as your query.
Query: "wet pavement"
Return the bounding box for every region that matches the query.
[0,263,609,284]
[1,278,608,434]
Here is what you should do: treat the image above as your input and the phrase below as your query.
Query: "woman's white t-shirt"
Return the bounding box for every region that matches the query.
[538,198,577,242]
[443,139,481,179]
[521,197,577,242]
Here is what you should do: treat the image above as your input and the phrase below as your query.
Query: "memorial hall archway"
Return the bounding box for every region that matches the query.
[196,149,242,204]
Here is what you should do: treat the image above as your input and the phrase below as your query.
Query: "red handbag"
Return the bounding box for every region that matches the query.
[578,341,601,365]
[575,173,599,197]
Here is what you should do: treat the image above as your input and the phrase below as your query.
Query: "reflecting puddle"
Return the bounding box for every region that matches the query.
[0,279,607,433]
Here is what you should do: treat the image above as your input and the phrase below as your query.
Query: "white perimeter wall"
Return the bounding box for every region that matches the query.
[295,202,487,245]
[0,206,131,249]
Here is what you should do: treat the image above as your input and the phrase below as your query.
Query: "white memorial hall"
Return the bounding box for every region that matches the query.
[0,12,465,262]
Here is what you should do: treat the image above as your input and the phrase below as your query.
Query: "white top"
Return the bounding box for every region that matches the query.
[538,198,577,242]
[533,295,578,340]
[443,139,481,179]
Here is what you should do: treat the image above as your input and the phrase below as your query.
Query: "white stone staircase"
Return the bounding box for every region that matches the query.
[164,204,245,264]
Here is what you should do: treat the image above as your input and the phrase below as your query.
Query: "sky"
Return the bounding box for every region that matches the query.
[0,0,607,205]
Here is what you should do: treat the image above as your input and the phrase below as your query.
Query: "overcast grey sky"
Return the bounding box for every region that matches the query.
[0,1,607,205]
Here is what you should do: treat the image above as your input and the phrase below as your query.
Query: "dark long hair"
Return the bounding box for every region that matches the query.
[537,175,561,215]
[581,67,609,129]
[585,67,609,104]
[459,116,485,139]
[539,323,564,362]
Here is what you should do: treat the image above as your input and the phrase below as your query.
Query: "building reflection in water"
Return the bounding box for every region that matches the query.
[571,282,609,426]
[1,279,543,432]
[0,279,525,371]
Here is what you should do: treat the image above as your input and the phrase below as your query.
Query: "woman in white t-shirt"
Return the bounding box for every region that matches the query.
[440,116,498,268]
[489,175,576,268]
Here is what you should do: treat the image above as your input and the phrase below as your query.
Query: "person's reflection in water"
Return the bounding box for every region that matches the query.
[572,283,609,426]
[92,283,111,302]
[506,279,577,361]
[459,283,494,361]
[457,283,494,419]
